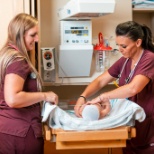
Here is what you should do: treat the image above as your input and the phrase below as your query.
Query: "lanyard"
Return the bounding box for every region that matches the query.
[125,61,138,84]
[115,50,144,86]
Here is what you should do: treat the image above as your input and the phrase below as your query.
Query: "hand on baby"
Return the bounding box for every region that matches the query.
[79,101,111,120]
[99,102,111,118]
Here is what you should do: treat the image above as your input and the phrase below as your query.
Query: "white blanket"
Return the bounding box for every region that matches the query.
[41,99,146,131]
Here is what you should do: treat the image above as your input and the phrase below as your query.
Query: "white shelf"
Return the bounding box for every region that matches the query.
[42,66,103,86]
[54,71,102,85]
[133,8,154,12]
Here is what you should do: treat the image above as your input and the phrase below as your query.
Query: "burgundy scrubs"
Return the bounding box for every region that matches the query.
[0,59,44,154]
[108,49,154,154]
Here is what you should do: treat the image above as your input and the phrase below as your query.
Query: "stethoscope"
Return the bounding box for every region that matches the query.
[114,50,144,87]
[30,72,37,79]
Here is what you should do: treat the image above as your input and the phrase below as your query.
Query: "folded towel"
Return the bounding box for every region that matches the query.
[42,99,146,131]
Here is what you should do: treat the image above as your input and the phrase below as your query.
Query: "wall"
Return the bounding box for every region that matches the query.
[0,0,24,48]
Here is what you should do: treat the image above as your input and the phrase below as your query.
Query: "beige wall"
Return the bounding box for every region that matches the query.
[0,0,25,48]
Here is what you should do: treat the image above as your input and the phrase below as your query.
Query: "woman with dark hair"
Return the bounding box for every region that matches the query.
[0,13,58,154]
[75,21,154,154]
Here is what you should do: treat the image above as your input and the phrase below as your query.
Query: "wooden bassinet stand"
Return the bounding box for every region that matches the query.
[44,125,136,151]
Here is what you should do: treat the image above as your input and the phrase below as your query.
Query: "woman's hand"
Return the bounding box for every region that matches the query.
[43,91,58,105]
[87,94,109,105]
[100,101,111,118]
[86,96,102,105]
[74,97,86,117]
[78,104,87,117]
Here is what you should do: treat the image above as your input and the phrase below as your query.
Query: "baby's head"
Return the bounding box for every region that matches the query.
[82,105,100,121]
[80,101,111,121]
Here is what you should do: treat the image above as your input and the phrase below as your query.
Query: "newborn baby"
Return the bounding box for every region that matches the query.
[79,101,111,121]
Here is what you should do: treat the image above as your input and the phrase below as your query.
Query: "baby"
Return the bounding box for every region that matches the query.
[79,100,111,121]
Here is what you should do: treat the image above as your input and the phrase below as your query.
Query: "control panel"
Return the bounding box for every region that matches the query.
[60,20,92,45]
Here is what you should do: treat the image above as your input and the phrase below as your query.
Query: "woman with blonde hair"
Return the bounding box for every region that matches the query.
[0,13,58,154]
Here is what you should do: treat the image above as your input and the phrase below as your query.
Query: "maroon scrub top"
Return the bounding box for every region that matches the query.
[0,59,42,138]
[108,49,154,147]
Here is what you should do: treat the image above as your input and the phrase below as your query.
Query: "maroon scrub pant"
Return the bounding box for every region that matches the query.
[123,140,154,154]
[0,127,44,154]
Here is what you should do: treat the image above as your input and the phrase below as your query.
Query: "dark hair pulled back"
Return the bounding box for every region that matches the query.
[115,21,154,52]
